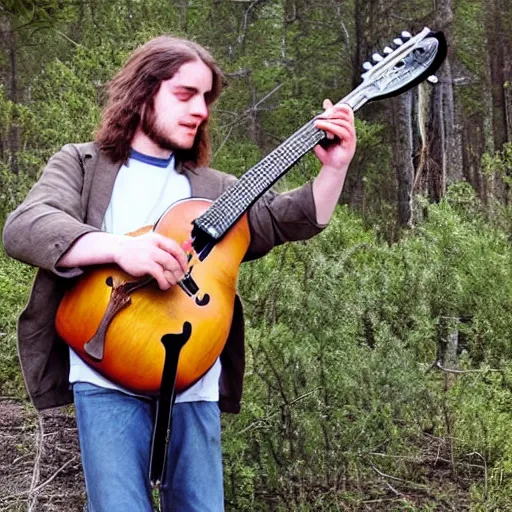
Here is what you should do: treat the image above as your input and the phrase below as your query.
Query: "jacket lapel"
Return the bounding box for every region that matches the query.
[184,167,205,198]
[183,166,225,201]
[85,146,122,229]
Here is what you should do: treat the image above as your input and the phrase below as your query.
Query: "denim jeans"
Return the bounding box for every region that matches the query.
[73,383,224,512]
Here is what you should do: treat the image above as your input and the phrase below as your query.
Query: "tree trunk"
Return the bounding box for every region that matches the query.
[390,93,414,226]
[485,0,511,152]
[461,115,486,202]
[8,21,19,174]
[442,59,464,184]
[413,0,457,202]
[348,0,392,212]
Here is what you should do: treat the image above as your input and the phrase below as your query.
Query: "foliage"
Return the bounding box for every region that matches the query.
[2,0,76,29]
[222,186,512,509]
[0,245,33,398]
[2,181,511,509]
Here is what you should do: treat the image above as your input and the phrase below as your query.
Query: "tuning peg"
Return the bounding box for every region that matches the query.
[383,46,393,55]
[362,61,373,71]
[427,75,439,84]
[401,31,412,40]
[393,38,404,46]
[372,53,384,62]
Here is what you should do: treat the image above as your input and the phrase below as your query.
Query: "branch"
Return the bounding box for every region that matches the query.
[433,361,501,374]
[54,30,81,47]
[466,452,488,499]
[27,414,44,511]
[238,0,262,46]
[218,83,283,133]
[224,68,252,79]
[215,83,284,154]
[3,457,78,500]
[371,464,429,490]
[238,389,318,435]
[252,83,283,110]
[213,125,234,158]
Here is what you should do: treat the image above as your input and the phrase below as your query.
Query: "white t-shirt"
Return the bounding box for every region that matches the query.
[69,149,221,402]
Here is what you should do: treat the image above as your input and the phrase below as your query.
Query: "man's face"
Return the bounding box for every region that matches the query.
[142,59,213,151]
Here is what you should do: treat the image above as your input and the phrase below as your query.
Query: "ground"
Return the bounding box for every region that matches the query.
[0,399,476,511]
[0,399,85,512]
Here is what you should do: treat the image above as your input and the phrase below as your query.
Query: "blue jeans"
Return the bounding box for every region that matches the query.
[73,383,224,512]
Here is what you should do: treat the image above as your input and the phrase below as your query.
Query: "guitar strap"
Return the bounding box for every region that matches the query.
[149,322,192,490]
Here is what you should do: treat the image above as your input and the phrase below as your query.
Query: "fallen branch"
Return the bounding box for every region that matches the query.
[466,451,488,499]
[238,389,318,435]
[434,361,501,374]
[28,414,44,512]
[371,464,429,490]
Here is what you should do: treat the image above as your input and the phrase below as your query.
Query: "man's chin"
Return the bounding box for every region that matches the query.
[156,138,195,152]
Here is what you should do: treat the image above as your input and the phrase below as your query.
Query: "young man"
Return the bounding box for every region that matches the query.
[3,36,356,511]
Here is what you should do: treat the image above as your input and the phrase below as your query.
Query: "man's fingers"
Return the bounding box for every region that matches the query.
[154,251,185,275]
[118,233,190,289]
[318,101,354,122]
[163,268,181,286]
[318,105,354,121]
[323,98,333,110]
[315,119,354,143]
[151,233,188,271]
[148,258,184,290]
[148,262,172,290]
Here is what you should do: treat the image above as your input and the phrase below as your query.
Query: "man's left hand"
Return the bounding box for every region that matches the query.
[313,100,356,171]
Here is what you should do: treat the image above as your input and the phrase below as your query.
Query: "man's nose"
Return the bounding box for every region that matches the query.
[191,97,209,120]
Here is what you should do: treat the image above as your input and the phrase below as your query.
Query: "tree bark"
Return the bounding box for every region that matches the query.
[7,20,19,174]
[442,59,464,184]
[485,0,511,152]
[413,0,457,202]
[391,93,414,226]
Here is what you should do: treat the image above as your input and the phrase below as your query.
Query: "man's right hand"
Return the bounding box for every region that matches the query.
[114,232,188,290]
[57,231,189,290]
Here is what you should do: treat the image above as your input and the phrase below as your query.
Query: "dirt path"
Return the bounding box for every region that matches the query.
[0,400,85,512]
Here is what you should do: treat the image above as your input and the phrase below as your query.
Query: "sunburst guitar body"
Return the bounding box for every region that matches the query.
[55,198,250,394]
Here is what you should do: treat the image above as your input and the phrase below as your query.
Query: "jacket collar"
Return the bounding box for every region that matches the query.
[83,144,214,229]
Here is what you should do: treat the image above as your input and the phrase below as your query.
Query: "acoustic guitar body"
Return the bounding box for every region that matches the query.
[55,198,251,395]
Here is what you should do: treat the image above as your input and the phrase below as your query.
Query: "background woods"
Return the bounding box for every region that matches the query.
[1,0,512,510]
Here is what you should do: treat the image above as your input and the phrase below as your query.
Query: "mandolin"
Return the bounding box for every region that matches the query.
[55,27,447,395]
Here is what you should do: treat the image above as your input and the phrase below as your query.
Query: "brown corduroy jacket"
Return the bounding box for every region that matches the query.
[2,142,325,412]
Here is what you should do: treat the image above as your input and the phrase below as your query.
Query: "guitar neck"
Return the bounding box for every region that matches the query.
[193,89,367,242]
[194,120,321,240]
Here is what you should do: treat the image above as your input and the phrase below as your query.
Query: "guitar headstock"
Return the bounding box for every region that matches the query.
[343,28,447,111]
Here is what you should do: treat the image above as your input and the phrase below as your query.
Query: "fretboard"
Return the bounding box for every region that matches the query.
[193,119,324,240]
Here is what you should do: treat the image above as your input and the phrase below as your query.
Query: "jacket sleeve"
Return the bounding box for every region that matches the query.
[2,144,101,277]
[245,180,327,261]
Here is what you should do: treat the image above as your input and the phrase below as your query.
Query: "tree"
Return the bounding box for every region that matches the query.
[0,0,76,172]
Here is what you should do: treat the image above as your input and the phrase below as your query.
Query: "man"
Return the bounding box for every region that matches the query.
[3,35,356,511]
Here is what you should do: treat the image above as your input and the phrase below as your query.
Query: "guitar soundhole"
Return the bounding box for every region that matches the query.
[106,276,113,287]
[195,294,210,307]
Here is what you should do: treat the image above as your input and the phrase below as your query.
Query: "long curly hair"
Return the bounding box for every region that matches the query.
[95,36,224,167]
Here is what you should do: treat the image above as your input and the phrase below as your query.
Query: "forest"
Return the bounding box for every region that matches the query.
[0,0,511,510]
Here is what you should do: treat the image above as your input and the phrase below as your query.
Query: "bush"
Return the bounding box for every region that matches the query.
[0,245,34,398]
[223,187,512,510]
